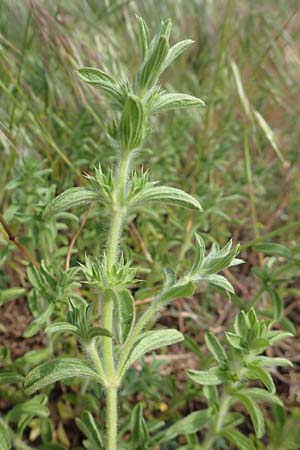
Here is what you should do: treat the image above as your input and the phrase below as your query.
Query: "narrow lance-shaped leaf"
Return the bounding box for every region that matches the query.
[152,92,205,113]
[0,419,11,450]
[160,410,209,442]
[126,329,184,368]
[221,429,256,450]
[245,364,276,393]
[190,233,205,275]
[159,280,194,305]
[114,289,135,344]
[161,39,194,73]
[234,392,265,439]
[138,35,169,91]
[194,274,234,293]
[136,15,150,61]
[241,388,283,406]
[24,358,103,395]
[77,67,124,106]
[119,94,145,151]
[43,187,98,218]
[0,370,24,385]
[205,333,228,364]
[186,367,229,386]
[75,411,104,450]
[130,185,203,211]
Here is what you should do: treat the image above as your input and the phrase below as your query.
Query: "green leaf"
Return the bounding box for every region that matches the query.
[205,333,228,364]
[245,364,276,393]
[75,411,103,450]
[159,281,194,305]
[195,274,234,293]
[86,327,112,341]
[77,67,123,105]
[160,410,209,442]
[131,185,203,211]
[127,329,184,368]
[119,94,145,151]
[138,35,169,91]
[252,243,291,258]
[256,356,292,367]
[234,392,265,438]
[161,39,194,72]
[130,404,149,445]
[222,429,256,450]
[0,419,11,450]
[268,289,283,320]
[225,332,243,350]
[43,188,98,218]
[0,370,24,385]
[23,303,54,338]
[0,287,26,306]
[152,93,205,113]
[136,15,150,61]
[190,234,205,275]
[114,289,135,344]
[24,358,102,395]
[186,367,229,386]
[241,388,283,406]
[7,395,49,421]
[46,322,79,335]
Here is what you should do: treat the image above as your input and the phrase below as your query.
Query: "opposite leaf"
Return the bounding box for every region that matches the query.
[43,187,98,218]
[24,358,102,395]
[0,420,11,450]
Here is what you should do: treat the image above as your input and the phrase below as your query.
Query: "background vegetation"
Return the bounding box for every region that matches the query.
[0,1,299,449]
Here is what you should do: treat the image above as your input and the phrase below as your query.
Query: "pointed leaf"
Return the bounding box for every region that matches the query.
[136,15,150,61]
[186,367,229,386]
[241,388,283,406]
[0,370,24,385]
[159,281,194,305]
[245,364,276,393]
[222,429,256,450]
[115,289,135,344]
[138,35,169,91]
[119,94,145,151]
[24,358,102,395]
[75,411,103,450]
[152,93,205,113]
[24,304,54,338]
[161,39,194,72]
[205,333,228,364]
[234,392,265,438]
[0,420,11,450]
[131,185,202,211]
[78,68,123,105]
[190,234,205,275]
[160,410,209,442]
[44,188,98,218]
[46,322,79,335]
[127,329,184,368]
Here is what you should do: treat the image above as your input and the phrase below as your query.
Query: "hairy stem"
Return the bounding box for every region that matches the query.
[103,151,132,450]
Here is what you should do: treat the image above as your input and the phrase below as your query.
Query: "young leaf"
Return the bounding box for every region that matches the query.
[205,333,228,365]
[24,358,102,395]
[186,367,229,386]
[114,289,135,344]
[159,281,194,305]
[245,364,276,393]
[130,185,203,211]
[0,370,24,385]
[0,419,11,450]
[0,287,26,306]
[75,411,104,450]
[127,329,184,368]
[130,404,149,445]
[190,233,205,275]
[23,303,54,338]
[43,188,98,218]
[241,388,283,406]
[161,39,194,73]
[119,94,145,151]
[152,93,205,113]
[195,274,234,293]
[138,35,169,91]
[46,322,79,335]
[221,429,256,450]
[256,356,293,368]
[136,15,150,61]
[78,67,124,106]
[160,410,209,442]
[234,392,265,438]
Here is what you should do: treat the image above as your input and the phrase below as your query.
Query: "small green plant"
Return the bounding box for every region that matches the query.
[0,15,293,450]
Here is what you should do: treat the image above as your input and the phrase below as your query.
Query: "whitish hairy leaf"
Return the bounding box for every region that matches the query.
[234,392,265,438]
[254,110,285,164]
[46,322,78,335]
[256,356,293,367]
[159,281,194,305]
[205,333,228,364]
[25,358,102,394]
[78,68,123,105]
[114,289,135,344]
[76,411,103,450]
[138,35,169,91]
[136,15,150,61]
[245,364,275,393]
[161,410,209,442]
[44,187,98,217]
[127,329,184,368]
[241,388,283,406]
[161,39,194,73]
[130,185,202,211]
[119,94,145,151]
[152,93,205,113]
[190,234,205,275]
[0,420,11,450]
[194,274,234,293]
[222,429,256,450]
[186,367,229,386]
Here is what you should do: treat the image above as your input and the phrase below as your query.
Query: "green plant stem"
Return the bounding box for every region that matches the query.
[103,150,132,450]
[201,392,231,450]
